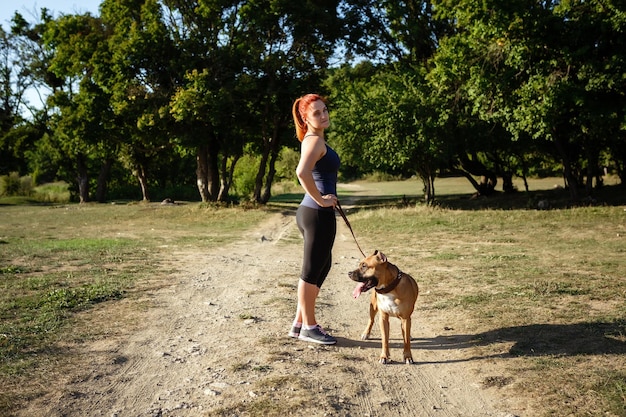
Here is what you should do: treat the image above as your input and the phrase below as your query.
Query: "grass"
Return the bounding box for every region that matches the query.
[336,177,626,416]
[0,176,625,416]
[209,373,311,416]
[0,202,269,413]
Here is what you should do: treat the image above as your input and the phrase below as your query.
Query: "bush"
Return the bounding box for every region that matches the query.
[275,147,299,183]
[362,171,403,182]
[232,154,260,199]
[231,148,301,201]
[0,172,34,197]
[34,182,71,204]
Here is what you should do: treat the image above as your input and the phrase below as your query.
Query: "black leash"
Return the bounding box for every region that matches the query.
[335,200,366,258]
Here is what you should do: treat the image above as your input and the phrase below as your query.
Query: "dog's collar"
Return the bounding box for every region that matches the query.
[375,270,403,294]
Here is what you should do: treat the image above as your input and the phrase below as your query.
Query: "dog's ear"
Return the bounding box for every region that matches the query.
[375,251,387,263]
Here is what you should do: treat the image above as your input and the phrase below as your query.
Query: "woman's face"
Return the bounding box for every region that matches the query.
[305,100,330,131]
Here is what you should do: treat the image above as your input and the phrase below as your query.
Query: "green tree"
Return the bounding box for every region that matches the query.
[0,26,25,174]
[166,1,246,202]
[1,11,56,178]
[99,0,179,202]
[241,0,344,204]
[169,0,348,203]
[326,2,449,203]
[43,12,121,203]
[431,0,626,200]
[336,0,446,64]
[327,63,444,203]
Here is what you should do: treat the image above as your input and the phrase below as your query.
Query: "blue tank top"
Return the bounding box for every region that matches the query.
[300,144,340,212]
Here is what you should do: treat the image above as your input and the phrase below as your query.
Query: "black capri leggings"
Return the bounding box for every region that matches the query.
[296,205,337,288]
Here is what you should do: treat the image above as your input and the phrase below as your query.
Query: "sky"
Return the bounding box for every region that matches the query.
[1,1,103,113]
[1,0,102,29]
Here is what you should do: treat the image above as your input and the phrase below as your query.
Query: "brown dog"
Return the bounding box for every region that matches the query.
[349,250,419,364]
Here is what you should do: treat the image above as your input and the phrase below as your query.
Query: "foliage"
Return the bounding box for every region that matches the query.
[0,172,33,197]
[32,181,71,203]
[430,0,626,199]
[327,62,443,203]
[274,147,300,184]
[233,147,302,200]
[232,154,260,200]
[0,0,624,204]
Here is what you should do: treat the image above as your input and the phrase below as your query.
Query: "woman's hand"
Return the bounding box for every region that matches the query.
[320,194,338,208]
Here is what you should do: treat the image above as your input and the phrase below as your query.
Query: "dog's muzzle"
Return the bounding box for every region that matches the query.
[349,271,378,298]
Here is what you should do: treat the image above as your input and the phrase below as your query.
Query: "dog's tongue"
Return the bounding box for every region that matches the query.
[352,282,366,298]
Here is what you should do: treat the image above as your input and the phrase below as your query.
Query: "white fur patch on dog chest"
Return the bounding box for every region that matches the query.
[376,293,401,316]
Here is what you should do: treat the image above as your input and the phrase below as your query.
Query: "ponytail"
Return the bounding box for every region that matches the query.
[292,93,325,142]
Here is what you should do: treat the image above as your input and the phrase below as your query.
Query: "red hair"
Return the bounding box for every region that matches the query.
[292,94,326,142]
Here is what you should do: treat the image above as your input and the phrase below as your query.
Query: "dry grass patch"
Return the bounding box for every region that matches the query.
[0,203,270,415]
[346,203,626,416]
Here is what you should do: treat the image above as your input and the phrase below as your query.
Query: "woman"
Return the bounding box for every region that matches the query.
[288,93,339,345]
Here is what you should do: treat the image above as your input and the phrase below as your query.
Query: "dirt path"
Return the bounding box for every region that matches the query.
[20,208,520,417]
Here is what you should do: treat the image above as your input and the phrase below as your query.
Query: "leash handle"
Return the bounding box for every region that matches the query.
[335,200,366,258]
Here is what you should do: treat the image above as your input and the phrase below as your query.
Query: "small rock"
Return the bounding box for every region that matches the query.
[537,200,550,210]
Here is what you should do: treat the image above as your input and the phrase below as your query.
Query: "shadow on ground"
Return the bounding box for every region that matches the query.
[272,183,626,211]
[337,320,626,363]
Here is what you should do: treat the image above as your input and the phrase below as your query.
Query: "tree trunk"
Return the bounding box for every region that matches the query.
[260,149,278,204]
[522,173,529,192]
[196,145,210,202]
[615,154,625,183]
[253,139,270,203]
[136,164,150,202]
[417,166,435,205]
[218,153,240,202]
[613,138,626,183]
[502,172,515,193]
[421,175,434,205]
[77,153,89,204]
[520,156,530,192]
[218,154,229,202]
[455,156,497,196]
[256,116,284,204]
[207,138,220,201]
[585,149,601,194]
[95,158,112,203]
[554,137,580,201]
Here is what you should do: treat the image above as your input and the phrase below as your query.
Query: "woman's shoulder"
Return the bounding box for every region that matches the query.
[302,133,323,141]
[302,134,326,148]
[301,135,327,160]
